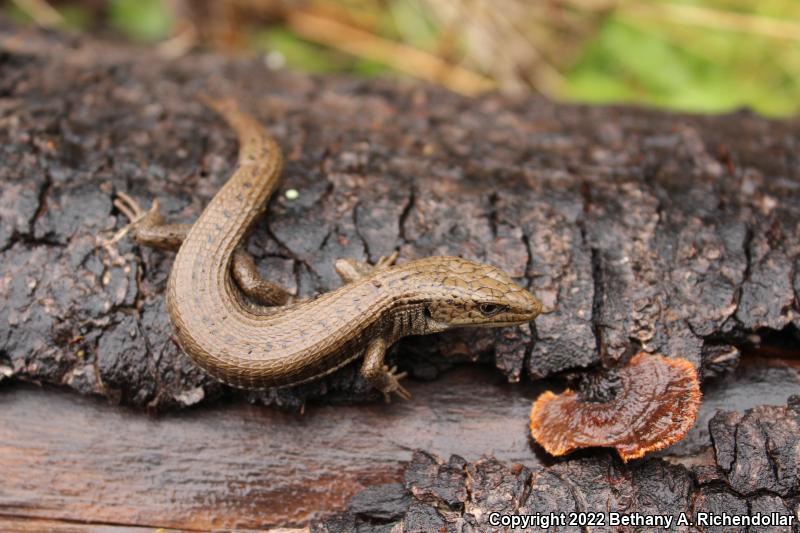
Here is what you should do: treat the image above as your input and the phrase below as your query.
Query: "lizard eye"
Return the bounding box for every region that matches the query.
[479,303,504,316]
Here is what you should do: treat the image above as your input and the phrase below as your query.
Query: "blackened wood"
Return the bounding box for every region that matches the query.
[1,24,799,407]
[316,395,799,532]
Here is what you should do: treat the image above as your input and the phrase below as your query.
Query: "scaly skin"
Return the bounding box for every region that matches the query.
[115,97,542,401]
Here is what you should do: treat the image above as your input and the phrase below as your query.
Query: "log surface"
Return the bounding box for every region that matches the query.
[1,24,799,408]
[1,23,800,532]
[0,360,797,529]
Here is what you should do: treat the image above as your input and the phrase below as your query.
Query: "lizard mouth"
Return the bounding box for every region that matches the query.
[475,319,531,328]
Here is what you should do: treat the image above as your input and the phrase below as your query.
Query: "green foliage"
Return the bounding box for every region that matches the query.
[4,0,798,116]
[563,14,800,116]
[3,1,90,31]
[108,0,173,41]
[386,0,440,50]
[4,2,33,24]
[59,5,92,31]
[254,28,338,73]
[253,27,390,76]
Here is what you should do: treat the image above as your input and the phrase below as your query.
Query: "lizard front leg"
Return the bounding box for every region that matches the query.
[114,192,188,251]
[335,251,399,284]
[114,193,291,306]
[360,337,411,402]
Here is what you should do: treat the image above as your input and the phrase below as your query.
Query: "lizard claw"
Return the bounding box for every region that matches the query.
[107,193,162,246]
[113,192,144,222]
[374,251,400,270]
[114,192,160,226]
[381,364,411,402]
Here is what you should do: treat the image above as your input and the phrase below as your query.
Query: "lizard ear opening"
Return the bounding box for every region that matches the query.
[528,352,701,462]
[422,304,449,333]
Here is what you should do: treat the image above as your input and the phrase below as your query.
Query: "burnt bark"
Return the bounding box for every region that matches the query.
[1,23,799,411]
[315,397,800,532]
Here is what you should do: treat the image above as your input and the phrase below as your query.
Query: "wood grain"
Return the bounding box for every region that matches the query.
[0,517,167,533]
[1,360,797,530]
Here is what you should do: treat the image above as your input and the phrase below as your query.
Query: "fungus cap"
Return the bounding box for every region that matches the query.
[529,352,701,462]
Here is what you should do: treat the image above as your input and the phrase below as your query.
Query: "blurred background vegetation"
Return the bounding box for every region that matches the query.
[4,0,800,116]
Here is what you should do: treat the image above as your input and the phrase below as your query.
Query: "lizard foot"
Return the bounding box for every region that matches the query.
[113,192,162,226]
[334,250,400,284]
[380,365,411,403]
[373,250,400,271]
[106,192,163,245]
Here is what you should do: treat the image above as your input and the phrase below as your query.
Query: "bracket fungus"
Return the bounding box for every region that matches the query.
[529,352,701,462]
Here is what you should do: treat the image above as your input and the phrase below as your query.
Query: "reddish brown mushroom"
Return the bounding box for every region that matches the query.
[529,352,701,462]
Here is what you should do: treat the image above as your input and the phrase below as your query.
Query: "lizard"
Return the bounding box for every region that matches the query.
[114,97,543,401]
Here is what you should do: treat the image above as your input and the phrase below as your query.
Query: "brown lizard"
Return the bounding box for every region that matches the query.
[114,97,542,401]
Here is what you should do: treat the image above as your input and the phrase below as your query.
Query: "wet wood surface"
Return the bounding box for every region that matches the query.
[1,360,797,530]
[0,518,160,533]
[1,22,799,533]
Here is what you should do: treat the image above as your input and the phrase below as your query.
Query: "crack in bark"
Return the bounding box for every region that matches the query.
[731,223,756,329]
[263,223,299,260]
[577,179,608,364]
[520,231,538,372]
[552,469,591,533]
[351,200,371,262]
[4,234,66,251]
[487,191,498,239]
[588,246,607,364]
[397,185,415,245]
[31,171,52,232]
[759,421,782,494]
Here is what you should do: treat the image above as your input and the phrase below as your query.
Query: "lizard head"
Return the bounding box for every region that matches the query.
[416,257,542,332]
